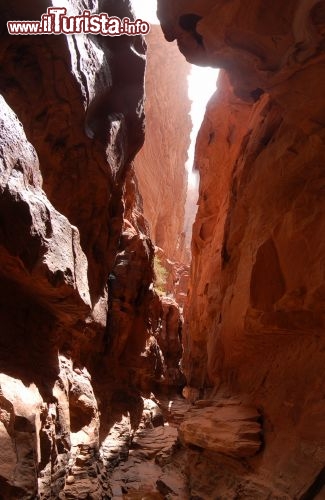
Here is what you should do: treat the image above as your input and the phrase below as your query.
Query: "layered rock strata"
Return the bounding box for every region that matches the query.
[158,0,325,497]
[179,400,262,458]
[134,24,192,264]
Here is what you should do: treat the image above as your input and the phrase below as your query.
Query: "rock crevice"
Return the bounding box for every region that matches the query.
[0,0,324,498]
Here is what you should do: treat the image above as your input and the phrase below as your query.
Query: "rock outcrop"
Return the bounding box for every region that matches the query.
[179,400,262,458]
[158,0,325,497]
[0,1,183,497]
[134,25,192,263]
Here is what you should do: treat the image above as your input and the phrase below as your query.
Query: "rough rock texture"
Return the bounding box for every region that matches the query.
[158,0,325,497]
[2,0,325,497]
[155,246,190,308]
[108,398,188,499]
[0,1,182,497]
[179,400,262,458]
[157,296,184,388]
[134,25,192,263]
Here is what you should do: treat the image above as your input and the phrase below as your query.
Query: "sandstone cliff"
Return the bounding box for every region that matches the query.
[158,0,325,497]
[1,0,325,497]
[134,24,192,264]
[0,1,183,497]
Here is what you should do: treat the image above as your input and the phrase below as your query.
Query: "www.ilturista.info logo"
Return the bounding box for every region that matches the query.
[7,7,150,36]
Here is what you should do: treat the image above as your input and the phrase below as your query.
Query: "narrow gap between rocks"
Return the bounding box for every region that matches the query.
[97,2,219,498]
[1,1,323,499]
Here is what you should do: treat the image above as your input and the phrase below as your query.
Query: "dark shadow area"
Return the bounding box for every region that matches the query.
[14,416,35,433]
[0,277,60,400]
[110,388,145,431]
[179,13,203,45]
[300,467,325,500]
[0,476,26,500]
[251,87,265,102]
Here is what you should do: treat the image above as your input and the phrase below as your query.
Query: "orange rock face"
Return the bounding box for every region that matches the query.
[179,400,262,458]
[158,0,325,497]
[134,25,192,263]
[1,0,324,497]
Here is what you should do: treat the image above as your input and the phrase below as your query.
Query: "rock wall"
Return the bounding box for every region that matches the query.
[0,1,182,498]
[158,0,325,497]
[134,25,192,263]
[2,0,324,497]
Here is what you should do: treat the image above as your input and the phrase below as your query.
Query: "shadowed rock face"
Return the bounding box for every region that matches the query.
[0,0,146,302]
[0,1,183,497]
[158,0,325,497]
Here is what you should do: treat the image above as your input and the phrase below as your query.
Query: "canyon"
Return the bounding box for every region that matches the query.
[0,0,324,499]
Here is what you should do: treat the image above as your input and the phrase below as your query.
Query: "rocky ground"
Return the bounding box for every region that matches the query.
[88,393,267,499]
[100,395,190,499]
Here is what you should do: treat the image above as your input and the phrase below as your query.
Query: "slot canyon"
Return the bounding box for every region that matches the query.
[0,0,324,498]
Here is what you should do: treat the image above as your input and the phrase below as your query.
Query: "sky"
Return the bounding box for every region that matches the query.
[186,66,219,187]
[131,0,160,24]
[131,0,218,188]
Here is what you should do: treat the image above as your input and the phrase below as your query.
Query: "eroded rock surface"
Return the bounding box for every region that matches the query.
[1,0,324,498]
[134,25,192,263]
[158,0,325,497]
[179,400,262,458]
[109,397,188,500]
[0,1,184,497]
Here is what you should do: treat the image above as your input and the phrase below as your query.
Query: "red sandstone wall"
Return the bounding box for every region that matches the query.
[158,0,325,497]
[0,2,182,497]
[134,25,192,263]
